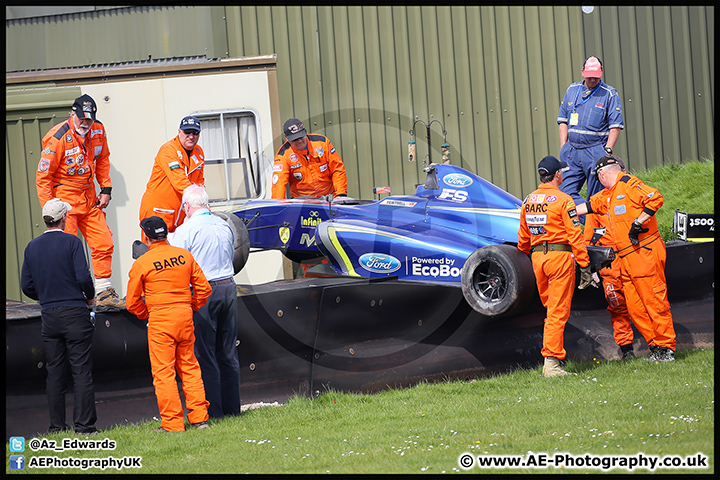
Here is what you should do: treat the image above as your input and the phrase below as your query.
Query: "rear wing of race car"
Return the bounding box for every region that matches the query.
[673,210,715,242]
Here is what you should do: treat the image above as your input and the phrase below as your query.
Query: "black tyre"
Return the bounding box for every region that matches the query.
[460,244,535,317]
[212,211,251,274]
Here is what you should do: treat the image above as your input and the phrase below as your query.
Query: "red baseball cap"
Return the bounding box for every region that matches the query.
[582,56,603,78]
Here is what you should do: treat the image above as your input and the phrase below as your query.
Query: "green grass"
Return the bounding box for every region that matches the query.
[8,348,714,474]
[579,157,714,241]
[632,158,714,240]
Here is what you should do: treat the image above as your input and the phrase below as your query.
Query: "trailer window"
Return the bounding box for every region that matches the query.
[193,109,264,204]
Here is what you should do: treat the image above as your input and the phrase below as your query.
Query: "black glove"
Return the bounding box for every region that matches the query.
[578,265,596,290]
[628,220,649,245]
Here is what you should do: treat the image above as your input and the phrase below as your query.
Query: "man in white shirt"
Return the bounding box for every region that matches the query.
[169,184,241,418]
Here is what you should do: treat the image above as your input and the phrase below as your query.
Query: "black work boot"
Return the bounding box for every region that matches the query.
[653,347,675,362]
[619,343,635,360]
[645,345,659,361]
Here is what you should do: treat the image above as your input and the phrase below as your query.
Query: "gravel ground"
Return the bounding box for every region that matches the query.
[240,401,284,413]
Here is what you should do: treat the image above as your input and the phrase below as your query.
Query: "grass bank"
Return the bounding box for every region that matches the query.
[580,157,714,241]
[632,158,714,240]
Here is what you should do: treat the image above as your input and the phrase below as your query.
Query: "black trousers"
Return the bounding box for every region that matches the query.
[41,306,97,433]
[193,281,241,419]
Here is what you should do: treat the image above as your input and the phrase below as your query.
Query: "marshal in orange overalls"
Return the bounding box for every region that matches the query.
[584,200,636,349]
[518,184,590,360]
[126,240,212,431]
[139,137,205,234]
[37,119,114,279]
[271,134,347,199]
[586,173,676,351]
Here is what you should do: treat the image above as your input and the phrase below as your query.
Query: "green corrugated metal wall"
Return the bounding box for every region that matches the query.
[6,5,714,198]
[5,6,229,67]
[5,87,84,301]
[6,5,714,199]
[223,5,714,198]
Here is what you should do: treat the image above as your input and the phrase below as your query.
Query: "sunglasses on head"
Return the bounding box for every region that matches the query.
[183,129,199,136]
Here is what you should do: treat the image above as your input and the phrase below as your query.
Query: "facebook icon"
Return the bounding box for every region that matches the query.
[9,455,25,470]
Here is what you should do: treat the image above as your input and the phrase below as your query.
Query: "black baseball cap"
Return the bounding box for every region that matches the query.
[537,155,568,176]
[283,118,307,141]
[72,94,97,121]
[592,155,625,176]
[140,216,168,240]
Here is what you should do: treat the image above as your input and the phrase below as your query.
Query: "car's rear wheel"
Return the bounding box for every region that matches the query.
[212,211,251,274]
[461,244,534,317]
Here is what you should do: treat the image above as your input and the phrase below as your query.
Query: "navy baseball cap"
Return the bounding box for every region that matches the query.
[537,155,568,176]
[72,94,97,121]
[592,155,625,176]
[283,118,307,141]
[140,216,168,240]
[179,115,201,132]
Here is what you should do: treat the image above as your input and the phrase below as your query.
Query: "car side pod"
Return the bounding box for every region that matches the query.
[460,244,535,318]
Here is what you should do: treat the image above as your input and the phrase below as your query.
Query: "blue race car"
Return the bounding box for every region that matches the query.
[229,163,540,317]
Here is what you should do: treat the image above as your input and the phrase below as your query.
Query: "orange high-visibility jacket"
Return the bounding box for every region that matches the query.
[586,173,664,257]
[126,240,211,320]
[139,137,205,231]
[518,183,590,268]
[37,118,111,207]
[271,134,347,198]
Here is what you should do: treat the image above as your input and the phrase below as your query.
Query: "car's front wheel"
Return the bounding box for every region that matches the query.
[460,244,535,317]
[212,211,251,275]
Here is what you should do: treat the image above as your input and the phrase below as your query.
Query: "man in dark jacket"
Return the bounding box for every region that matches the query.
[21,198,98,435]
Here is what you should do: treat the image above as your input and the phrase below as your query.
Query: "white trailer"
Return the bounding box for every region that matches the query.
[6,55,293,299]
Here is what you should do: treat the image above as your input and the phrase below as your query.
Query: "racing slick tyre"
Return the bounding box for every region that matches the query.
[212,211,251,274]
[461,244,535,318]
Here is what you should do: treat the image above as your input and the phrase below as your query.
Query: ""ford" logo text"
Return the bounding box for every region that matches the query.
[443,173,473,188]
[359,253,401,273]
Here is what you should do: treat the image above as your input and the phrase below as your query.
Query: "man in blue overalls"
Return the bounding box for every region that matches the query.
[557,56,624,221]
